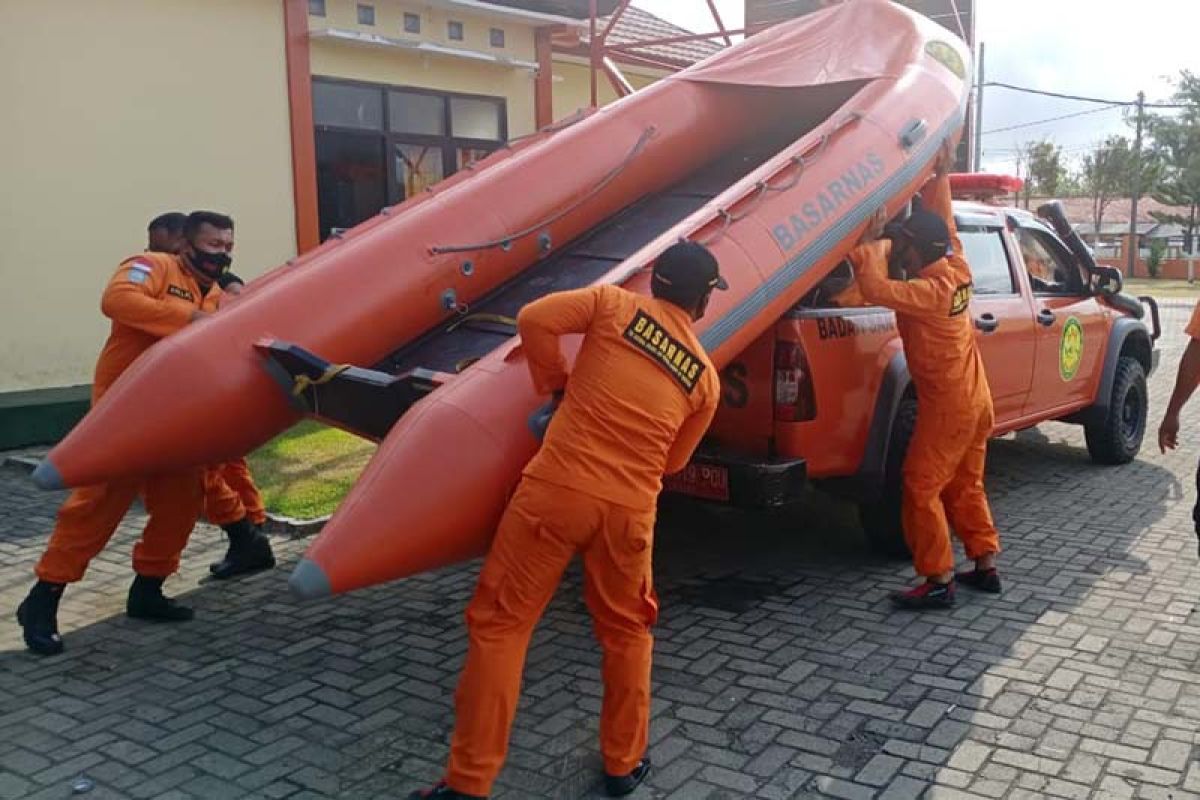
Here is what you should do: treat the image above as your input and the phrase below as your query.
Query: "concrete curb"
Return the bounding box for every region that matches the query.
[2,452,328,538]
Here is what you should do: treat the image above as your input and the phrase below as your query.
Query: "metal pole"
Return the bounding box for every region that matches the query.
[973,42,985,172]
[589,0,598,108]
[1128,90,1145,276]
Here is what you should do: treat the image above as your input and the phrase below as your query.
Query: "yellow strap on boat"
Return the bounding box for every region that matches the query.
[455,357,481,372]
[291,364,350,397]
[446,313,518,333]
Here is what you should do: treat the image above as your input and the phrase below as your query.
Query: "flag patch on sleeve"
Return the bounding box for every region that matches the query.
[128,261,153,285]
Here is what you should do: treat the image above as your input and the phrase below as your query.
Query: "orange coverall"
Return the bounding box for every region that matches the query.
[850,173,1000,578]
[36,253,220,584]
[203,459,267,527]
[444,284,720,797]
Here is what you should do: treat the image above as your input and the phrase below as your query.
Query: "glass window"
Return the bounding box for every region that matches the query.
[357,4,375,25]
[450,97,503,141]
[308,0,326,17]
[395,144,446,199]
[1018,228,1084,294]
[958,228,1015,295]
[316,131,386,239]
[404,12,421,33]
[490,28,506,48]
[313,81,383,131]
[457,147,493,170]
[388,91,446,136]
[448,21,464,41]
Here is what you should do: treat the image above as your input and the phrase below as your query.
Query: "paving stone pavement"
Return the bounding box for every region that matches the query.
[2,302,1200,799]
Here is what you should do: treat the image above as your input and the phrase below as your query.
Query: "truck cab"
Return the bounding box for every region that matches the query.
[665,174,1161,555]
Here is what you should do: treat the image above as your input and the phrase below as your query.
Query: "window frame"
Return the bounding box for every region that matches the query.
[956,223,1020,297]
[311,77,508,234]
[448,20,465,41]
[357,3,375,25]
[403,12,421,33]
[308,0,326,17]
[1016,224,1088,297]
[490,27,506,48]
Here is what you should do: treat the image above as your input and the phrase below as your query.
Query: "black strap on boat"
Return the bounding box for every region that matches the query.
[429,126,657,256]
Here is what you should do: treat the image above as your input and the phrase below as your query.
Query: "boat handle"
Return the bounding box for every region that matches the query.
[900,118,928,150]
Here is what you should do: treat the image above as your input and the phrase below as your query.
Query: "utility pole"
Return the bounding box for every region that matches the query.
[1128,90,1145,276]
[973,42,984,171]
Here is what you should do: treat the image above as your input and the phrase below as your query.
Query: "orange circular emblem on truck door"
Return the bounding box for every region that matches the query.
[1059,317,1083,381]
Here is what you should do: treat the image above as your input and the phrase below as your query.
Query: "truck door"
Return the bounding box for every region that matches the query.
[958,223,1036,423]
[1015,224,1108,415]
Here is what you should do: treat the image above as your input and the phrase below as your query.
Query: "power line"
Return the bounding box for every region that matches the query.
[981,81,1187,109]
[981,104,1125,136]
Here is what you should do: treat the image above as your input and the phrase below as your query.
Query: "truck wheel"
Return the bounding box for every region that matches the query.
[1084,356,1148,465]
[858,397,916,559]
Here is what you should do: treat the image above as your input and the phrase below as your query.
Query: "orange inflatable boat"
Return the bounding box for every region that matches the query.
[33,0,970,597]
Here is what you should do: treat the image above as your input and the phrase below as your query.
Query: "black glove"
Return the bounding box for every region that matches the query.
[216,271,245,290]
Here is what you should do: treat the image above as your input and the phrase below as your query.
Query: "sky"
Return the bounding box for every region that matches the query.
[632,0,1198,176]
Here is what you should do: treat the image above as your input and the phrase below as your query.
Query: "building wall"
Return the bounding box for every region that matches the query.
[310,0,540,137]
[0,0,296,394]
[552,60,662,122]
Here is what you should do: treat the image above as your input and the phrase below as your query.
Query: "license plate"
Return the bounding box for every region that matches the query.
[663,463,730,502]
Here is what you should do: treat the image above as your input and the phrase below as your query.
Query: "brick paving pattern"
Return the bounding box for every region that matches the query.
[1,302,1198,799]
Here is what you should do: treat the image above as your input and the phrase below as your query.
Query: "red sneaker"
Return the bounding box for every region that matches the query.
[891,580,956,609]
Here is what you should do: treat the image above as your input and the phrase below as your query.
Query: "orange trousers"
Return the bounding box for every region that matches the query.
[445,477,658,797]
[35,469,204,584]
[203,458,266,527]
[902,400,1001,577]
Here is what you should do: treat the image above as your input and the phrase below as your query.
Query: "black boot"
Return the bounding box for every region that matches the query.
[16,580,65,656]
[605,758,652,797]
[407,782,487,799]
[126,575,194,621]
[210,517,275,580]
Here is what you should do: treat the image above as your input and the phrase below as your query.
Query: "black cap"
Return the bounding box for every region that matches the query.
[897,198,952,266]
[651,241,728,298]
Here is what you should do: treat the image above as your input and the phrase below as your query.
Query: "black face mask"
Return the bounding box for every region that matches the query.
[189,248,232,278]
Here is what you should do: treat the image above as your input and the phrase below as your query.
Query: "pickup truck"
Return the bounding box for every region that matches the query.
[664,174,1162,556]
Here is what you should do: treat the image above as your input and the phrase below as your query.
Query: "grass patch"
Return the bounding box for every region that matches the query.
[247,420,376,520]
[1123,278,1200,299]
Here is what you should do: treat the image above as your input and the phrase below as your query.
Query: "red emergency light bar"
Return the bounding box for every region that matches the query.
[949,172,1024,200]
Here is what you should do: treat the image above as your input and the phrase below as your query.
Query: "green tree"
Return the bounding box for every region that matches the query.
[1028,139,1067,197]
[1148,70,1200,254]
[1080,136,1135,244]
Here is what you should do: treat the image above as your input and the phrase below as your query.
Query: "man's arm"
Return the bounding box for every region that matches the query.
[1158,337,1200,452]
[664,385,720,475]
[851,241,947,316]
[516,286,602,394]
[920,141,963,261]
[99,259,200,338]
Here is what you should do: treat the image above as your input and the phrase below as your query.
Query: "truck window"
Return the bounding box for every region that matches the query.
[1017,228,1084,295]
[959,227,1015,295]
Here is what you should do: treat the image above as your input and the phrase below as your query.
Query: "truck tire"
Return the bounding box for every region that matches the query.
[858,397,916,559]
[1084,356,1147,465]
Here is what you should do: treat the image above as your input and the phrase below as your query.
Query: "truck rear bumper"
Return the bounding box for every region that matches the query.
[662,445,807,508]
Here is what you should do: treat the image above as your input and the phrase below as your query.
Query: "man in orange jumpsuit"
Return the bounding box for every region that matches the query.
[849,144,1002,609]
[16,212,241,656]
[409,242,724,799]
[145,213,275,580]
[1157,300,1200,551]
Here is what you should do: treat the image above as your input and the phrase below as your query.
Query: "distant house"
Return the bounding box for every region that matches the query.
[1028,196,1196,260]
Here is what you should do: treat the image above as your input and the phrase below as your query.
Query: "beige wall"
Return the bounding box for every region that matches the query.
[0,0,296,393]
[552,60,662,123]
[311,0,539,137]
